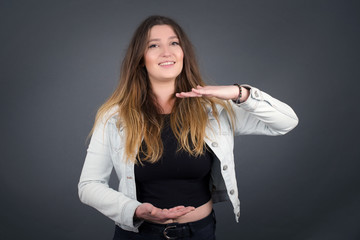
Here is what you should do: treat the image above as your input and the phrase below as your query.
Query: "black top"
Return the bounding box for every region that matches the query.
[135,115,213,209]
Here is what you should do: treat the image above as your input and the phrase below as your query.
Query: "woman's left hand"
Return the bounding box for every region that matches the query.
[176,85,249,102]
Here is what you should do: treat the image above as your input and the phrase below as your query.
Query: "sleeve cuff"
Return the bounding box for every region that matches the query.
[233,85,262,111]
[121,199,143,228]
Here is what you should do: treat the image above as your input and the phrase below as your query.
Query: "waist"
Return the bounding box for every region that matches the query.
[140,209,215,239]
[152,199,213,224]
[136,179,212,209]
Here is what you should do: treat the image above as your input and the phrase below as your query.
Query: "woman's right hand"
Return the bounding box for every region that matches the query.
[134,203,195,224]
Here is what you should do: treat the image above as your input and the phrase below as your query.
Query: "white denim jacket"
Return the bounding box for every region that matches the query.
[78,86,298,232]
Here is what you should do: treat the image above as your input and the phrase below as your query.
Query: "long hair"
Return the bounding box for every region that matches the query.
[91,15,234,164]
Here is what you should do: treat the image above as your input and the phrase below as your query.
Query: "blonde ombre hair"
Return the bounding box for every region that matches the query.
[91,16,234,164]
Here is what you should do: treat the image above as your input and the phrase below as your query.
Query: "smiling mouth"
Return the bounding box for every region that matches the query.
[159,61,175,66]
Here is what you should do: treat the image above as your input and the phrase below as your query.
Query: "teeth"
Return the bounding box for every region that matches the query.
[159,61,175,66]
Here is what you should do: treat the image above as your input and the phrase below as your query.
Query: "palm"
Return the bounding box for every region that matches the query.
[175,85,239,100]
[135,203,195,224]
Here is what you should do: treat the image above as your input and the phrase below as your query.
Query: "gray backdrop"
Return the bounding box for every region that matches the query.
[1,0,359,239]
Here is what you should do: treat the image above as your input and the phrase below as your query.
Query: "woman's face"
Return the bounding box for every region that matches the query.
[144,25,184,85]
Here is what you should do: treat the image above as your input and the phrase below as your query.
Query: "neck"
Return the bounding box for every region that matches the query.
[150,79,175,114]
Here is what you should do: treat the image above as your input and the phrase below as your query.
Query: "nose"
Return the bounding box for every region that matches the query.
[161,45,172,57]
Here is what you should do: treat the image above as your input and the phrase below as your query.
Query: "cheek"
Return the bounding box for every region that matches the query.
[144,53,155,68]
[177,50,184,67]
[179,49,184,61]
[180,54,184,68]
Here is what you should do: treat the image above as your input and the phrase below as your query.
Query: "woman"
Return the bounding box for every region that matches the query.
[78,15,298,240]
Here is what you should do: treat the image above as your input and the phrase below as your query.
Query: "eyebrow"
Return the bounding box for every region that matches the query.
[148,36,179,43]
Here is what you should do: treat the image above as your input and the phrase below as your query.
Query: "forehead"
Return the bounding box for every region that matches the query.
[148,25,178,40]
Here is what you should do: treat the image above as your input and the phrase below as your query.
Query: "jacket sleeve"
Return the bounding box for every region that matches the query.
[78,115,142,229]
[232,86,299,136]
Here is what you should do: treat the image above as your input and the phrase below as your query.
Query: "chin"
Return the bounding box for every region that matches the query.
[160,73,181,80]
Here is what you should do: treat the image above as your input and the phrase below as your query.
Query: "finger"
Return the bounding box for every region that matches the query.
[180,91,199,96]
[176,92,190,98]
[180,206,196,213]
[164,210,191,219]
[168,206,185,212]
[191,88,202,94]
[185,206,195,211]
[163,206,195,218]
[150,206,159,216]
[192,87,212,96]
[176,92,202,98]
[170,206,191,214]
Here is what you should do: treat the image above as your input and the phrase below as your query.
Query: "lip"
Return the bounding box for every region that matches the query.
[158,61,176,66]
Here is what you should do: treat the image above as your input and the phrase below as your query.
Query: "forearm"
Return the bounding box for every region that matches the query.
[232,86,298,135]
[79,180,142,227]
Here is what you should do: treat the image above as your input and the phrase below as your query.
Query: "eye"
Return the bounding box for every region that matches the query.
[171,41,180,46]
[148,44,158,48]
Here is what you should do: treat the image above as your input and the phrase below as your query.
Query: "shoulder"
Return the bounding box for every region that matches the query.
[106,105,120,120]
[96,105,121,128]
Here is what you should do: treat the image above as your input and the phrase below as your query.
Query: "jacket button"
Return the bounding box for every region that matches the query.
[230,189,235,195]
[211,142,218,147]
[223,165,228,170]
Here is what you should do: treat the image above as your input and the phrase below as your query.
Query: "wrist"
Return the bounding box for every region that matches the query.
[134,206,142,220]
[240,87,250,102]
[232,84,242,104]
